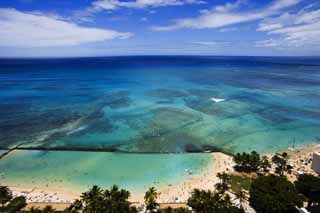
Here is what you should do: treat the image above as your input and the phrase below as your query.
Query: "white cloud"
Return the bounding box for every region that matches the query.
[0,8,132,48]
[268,0,300,11]
[256,7,320,48]
[257,23,283,31]
[213,0,245,13]
[255,39,282,47]
[92,0,205,11]
[152,0,301,31]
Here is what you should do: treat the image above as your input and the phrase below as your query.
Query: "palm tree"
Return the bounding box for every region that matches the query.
[80,185,103,213]
[260,156,271,173]
[0,186,12,212]
[68,199,83,212]
[42,205,55,213]
[144,187,158,212]
[216,172,231,194]
[103,185,133,212]
[217,172,231,185]
[234,189,248,210]
[30,206,42,213]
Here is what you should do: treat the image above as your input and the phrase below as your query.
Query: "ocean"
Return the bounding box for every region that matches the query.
[1,56,320,192]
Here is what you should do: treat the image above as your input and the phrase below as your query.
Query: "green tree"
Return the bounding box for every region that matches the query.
[295,174,320,207]
[249,175,302,213]
[271,153,292,176]
[233,151,265,173]
[80,185,103,213]
[234,189,248,210]
[249,151,261,172]
[42,205,56,213]
[67,199,83,212]
[102,185,137,213]
[159,207,191,213]
[144,187,159,212]
[5,196,26,212]
[29,206,42,213]
[260,156,271,173]
[0,186,13,212]
[187,188,240,213]
[76,185,138,213]
[216,172,231,194]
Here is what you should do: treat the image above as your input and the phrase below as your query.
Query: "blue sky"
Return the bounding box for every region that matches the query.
[0,0,319,57]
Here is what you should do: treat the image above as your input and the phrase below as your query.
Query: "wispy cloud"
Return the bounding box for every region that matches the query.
[219,27,238,32]
[0,8,132,48]
[92,0,205,11]
[151,0,301,31]
[256,6,320,48]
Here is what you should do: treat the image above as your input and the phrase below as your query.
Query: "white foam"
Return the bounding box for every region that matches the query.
[67,126,87,135]
[210,97,225,103]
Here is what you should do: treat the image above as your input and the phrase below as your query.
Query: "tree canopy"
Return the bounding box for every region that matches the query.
[144,186,159,212]
[5,196,26,212]
[271,152,292,176]
[187,188,242,213]
[249,175,302,213]
[233,151,270,173]
[78,185,137,213]
[295,174,320,207]
[0,185,13,212]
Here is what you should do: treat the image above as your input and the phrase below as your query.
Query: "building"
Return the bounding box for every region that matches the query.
[311,152,320,174]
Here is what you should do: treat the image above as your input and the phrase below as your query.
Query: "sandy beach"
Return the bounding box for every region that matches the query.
[3,152,233,204]
[3,143,320,205]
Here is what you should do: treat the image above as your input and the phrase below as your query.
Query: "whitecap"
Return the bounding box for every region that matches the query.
[66,125,87,135]
[210,97,225,103]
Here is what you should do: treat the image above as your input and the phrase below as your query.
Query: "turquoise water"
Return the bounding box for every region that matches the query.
[0,150,210,194]
[1,56,320,191]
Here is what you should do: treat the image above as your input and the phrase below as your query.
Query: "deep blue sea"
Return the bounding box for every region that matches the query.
[1,56,320,153]
[1,56,320,192]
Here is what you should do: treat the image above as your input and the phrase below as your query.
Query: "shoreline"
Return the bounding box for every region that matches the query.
[2,143,320,204]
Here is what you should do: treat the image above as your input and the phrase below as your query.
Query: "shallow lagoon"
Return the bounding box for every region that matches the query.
[0,150,211,194]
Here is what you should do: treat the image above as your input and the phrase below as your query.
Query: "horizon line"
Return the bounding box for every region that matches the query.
[1,54,320,59]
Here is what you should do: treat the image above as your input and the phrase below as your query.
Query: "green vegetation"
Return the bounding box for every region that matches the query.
[233,151,271,173]
[249,175,302,213]
[0,185,27,212]
[0,185,13,212]
[271,152,293,176]
[5,196,27,212]
[186,172,243,213]
[159,207,191,213]
[30,206,42,213]
[233,151,293,176]
[234,189,248,210]
[295,174,320,208]
[144,186,159,212]
[74,185,138,213]
[187,188,242,213]
[42,205,56,213]
[230,174,252,192]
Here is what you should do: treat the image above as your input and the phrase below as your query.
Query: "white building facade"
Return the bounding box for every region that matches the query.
[311,152,320,174]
